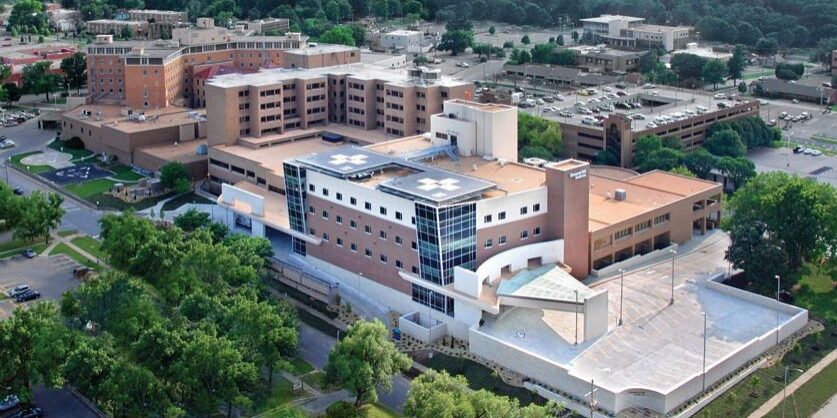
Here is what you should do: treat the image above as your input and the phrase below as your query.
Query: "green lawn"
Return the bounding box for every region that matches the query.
[0,242,49,259]
[249,376,309,415]
[66,179,117,198]
[71,236,107,260]
[300,370,329,391]
[793,262,836,324]
[362,403,401,418]
[48,243,100,270]
[161,192,214,211]
[11,151,53,174]
[47,140,93,161]
[763,360,837,418]
[288,357,314,376]
[108,164,146,182]
[57,229,77,237]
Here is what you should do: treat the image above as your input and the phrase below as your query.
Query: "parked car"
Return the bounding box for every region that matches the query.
[793,146,804,154]
[646,122,658,128]
[15,290,41,303]
[713,93,727,99]
[10,407,43,418]
[13,187,24,195]
[8,284,30,298]
[73,266,94,278]
[616,91,628,97]
[22,248,36,258]
[642,83,656,89]
[0,395,20,411]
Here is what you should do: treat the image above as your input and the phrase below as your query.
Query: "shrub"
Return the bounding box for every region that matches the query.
[64,136,85,150]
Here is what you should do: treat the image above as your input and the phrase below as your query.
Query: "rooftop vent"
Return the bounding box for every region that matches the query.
[614,188,627,201]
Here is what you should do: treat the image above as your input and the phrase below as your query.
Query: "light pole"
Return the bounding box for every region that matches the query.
[776,275,781,346]
[586,379,598,418]
[782,366,804,418]
[701,312,708,392]
[669,249,677,305]
[618,268,625,326]
[574,289,579,345]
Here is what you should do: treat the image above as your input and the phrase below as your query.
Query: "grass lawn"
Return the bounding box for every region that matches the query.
[362,403,400,418]
[48,243,100,270]
[763,360,837,418]
[71,236,107,260]
[300,371,330,391]
[66,179,117,198]
[57,229,77,237]
[0,242,49,259]
[249,376,310,415]
[288,357,314,376]
[161,191,214,211]
[793,262,836,323]
[47,141,93,161]
[423,353,547,406]
[11,151,53,174]
[108,164,146,182]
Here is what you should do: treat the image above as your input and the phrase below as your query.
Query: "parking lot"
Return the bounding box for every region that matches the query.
[748,147,837,187]
[759,99,837,153]
[0,255,82,320]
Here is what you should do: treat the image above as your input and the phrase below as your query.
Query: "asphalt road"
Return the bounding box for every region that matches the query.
[30,386,100,418]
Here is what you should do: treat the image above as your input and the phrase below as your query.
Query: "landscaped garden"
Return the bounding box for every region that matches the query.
[10,151,53,174]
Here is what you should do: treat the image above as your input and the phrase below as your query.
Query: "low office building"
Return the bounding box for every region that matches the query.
[86,19,148,37]
[670,43,733,62]
[84,18,359,109]
[751,79,833,104]
[212,99,803,417]
[580,14,692,51]
[502,63,616,87]
[553,86,760,167]
[61,104,208,177]
[0,42,77,86]
[235,18,291,35]
[127,9,188,24]
[371,29,429,54]
[570,45,646,74]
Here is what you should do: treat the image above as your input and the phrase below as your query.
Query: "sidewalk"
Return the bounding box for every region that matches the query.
[747,349,837,418]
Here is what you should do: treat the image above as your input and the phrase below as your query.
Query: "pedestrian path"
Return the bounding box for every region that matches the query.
[747,349,837,418]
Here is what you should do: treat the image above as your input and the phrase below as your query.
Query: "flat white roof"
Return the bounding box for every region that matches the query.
[580,15,645,24]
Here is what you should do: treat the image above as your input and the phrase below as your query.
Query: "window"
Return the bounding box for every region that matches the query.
[499,235,507,245]
[412,266,419,274]
[520,230,529,240]
[520,207,528,215]
[322,210,329,220]
[498,211,506,220]
[484,214,492,223]
[364,225,372,234]
[654,213,671,225]
[308,184,315,192]
[533,203,541,212]
[322,233,330,242]
[364,248,372,258]
[411,241,417,250]
[308,205,315,214]
[396,260,404,269]
[322,188,329,197]
[350,220,357,229]
[379,231,387,240]
[350,197,357,205]
[365,201,372,210]
[336,192,343,201]
[336,215,343,224]
[350,243,357,252]
[395,236,403,245]
[534,227,541,236]
[484,239,493,249]
[337,238,344,247]
[379,207,387,215]
[395,211,403,220]
[309,227,316,235]
[636,220,652,232]
[380,254,388,264]
[615,227,632,240]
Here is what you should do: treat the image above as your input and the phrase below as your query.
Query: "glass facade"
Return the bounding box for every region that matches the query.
[284,162,308,255]
[415,202,476,285]
[412,283,455,316]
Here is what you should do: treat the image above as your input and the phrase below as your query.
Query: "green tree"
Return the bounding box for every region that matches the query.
[22,61,63,102]
[738,81,748,94]
[119,25,133,40]
[727,45,746,84]
[571,30,579,43]
[670,53,707,87]
[62,337,116,404]
[683,148,718,179]
[502,41,514,49]
[488,26,495,36]
[438,30,474,56]
[556,34,564,46]
[702,59,728,90]
[326,320,411,407]
[3,83,22,106]
[670,166,696,177]
[99,211,157,270]
[726,172,837,279]
[320,25,356,47]
[521,34,530,45]
[754,37,779,56]
[13,191,64,244]
[160,161,191,193]
[8,0,47,33]
[102,361,174,418]
[704,129,746,157]
[639,50,659,74]
[61,52,87,94]
[348,24,366,46]
[717,156,755,189]
[518,112,562,159]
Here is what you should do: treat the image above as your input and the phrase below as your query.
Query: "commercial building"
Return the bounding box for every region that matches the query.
[60,104,208,178]
[127,9,188,24]
[750,79,833,105]
[551,86,760,167]
[0,42,77,86]
[84,18,360,109]
[502,64,616,87]
[46,7,81,32]
[234,18,291,35]
[569,45,646,74]
[580,14,692,51]
[86,19,148,37]
[212,99,804,416]
[375,29,428,54]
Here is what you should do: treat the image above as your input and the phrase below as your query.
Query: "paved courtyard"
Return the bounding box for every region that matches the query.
[20,149,72,169]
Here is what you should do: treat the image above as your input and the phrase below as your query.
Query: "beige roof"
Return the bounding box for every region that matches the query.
[63,105,205,133]
[136,139,207,164]
[213,138,343,174]
[428,156,546,195]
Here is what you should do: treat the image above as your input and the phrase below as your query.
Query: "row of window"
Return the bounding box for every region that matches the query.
[483,227,541,249]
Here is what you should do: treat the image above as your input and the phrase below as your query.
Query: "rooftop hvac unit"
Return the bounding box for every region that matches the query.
[614,188,627,201]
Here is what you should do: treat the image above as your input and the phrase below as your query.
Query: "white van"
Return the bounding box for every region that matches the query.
[581,116,597,125]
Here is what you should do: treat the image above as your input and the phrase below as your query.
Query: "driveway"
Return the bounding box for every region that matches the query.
[0,255,82,319]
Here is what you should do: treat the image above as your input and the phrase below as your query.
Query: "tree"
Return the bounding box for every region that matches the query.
[552,49,578,66]
[754,37,779,56]
[727,45,746,84]
[670,166,695,177]
[102,361,174,417]
[8,0,47,33]
[62,337,116,404]
[119,25,134,40]
[725,172,837,280]
[159,162,191,193]
[348,24,366,46]
[502,41,514,49]
[704,129,746,158]
[22,61,62,102]
[571,30,579,43]
[320,25,356,47]
[0,303,70,400]
[775,63,805,81]
[670,53,707,87]
[702,59,728,90]
[556,34,564,46]
[738,81,748,94]
[521,34,530,45]
[518,112,562,159]
[488,26,495,36]
[717,156,755,189]
[61,52,87,94]
[438,30,473,56]
[683,148,718,179]
[639,50,659,74]
[405,370,562,418]
[325,320,411,407]
[3,83,22,106]
[14,191,64,244]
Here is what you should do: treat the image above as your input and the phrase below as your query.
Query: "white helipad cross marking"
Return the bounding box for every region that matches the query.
[328,154,368,166]
[416,178,461,192]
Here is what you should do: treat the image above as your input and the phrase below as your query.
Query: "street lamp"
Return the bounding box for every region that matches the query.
[618,268,625,326]
[586,379,598,418]
[669,249,677,305]
[776,275,781,346]
[574,289,579,345]
[782,367,804,418]
[701,312,708,392]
